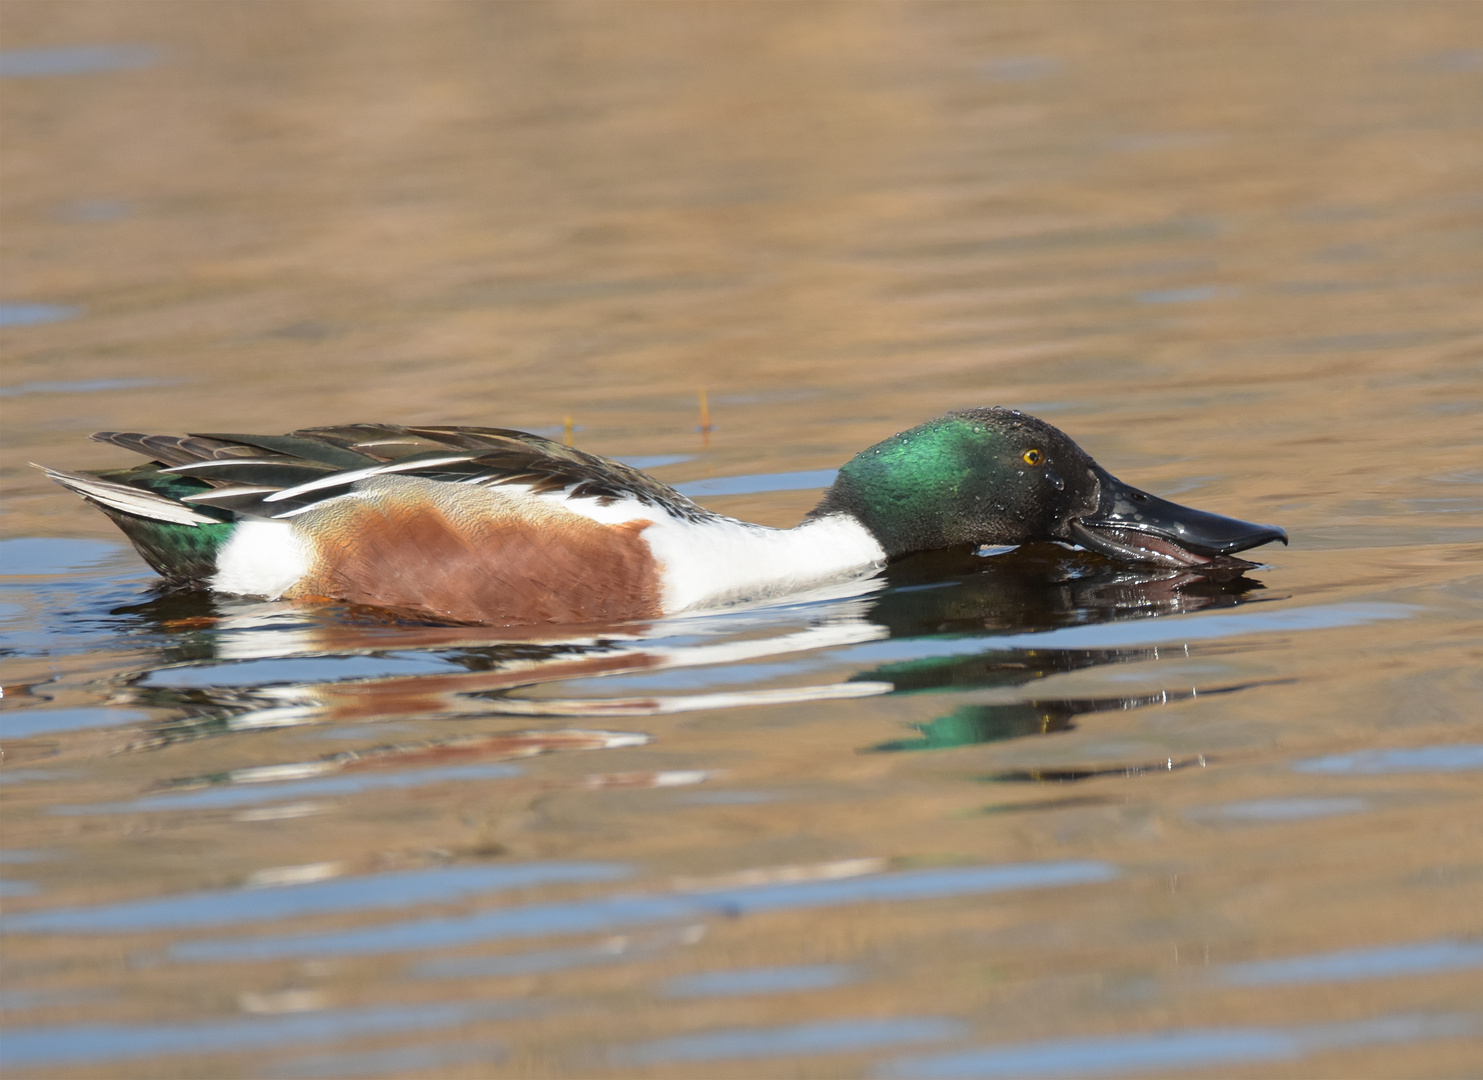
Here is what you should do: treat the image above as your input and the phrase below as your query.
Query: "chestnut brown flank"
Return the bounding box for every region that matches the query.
[286,479,663,625]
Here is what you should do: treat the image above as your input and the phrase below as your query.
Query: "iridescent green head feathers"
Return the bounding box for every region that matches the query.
[808,408,1100,558]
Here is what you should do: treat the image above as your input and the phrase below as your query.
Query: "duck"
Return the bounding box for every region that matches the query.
[39,407,1286,626]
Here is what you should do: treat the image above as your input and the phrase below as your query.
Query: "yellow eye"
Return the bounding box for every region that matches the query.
[1023,449,1043,466]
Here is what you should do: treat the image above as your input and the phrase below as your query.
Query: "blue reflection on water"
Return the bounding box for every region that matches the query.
[8,862,629,934]
[0,1001,520,1069]
[267,1040,506,1078]
[1191,797,1368,823]
[676,469,838,497]
[0,45,161,77]
[2,708,150,739]
[1295,745,1483,774]
[172,861,1115,962]
[577,657,835,692]
[878,1013,1477,1078]
[56,763,523,815]
[663,964,855,998]
[0,537,127,575]
[1138,285,1222,304]
[0,773,56,789]
[141,653,453,688]
[0,849,52,862]
[839,602,1412,661]
[1221,938,1483,986]
[617,1016,963,1065]
[58,198,132,222]
[0,378,174,397]
[0,303,79,327]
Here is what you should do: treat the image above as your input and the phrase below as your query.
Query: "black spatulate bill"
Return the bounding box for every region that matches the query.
[1067,466,1287,568]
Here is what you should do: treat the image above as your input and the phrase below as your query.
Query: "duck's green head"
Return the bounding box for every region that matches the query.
[810,407,1287,566]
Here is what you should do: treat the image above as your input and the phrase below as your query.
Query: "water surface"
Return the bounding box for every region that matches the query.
[3,3,1481,1076]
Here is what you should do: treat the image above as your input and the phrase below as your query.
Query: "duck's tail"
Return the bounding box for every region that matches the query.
[36,464,235,585]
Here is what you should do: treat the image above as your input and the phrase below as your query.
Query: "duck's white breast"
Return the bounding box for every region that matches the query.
[560,493,886,613]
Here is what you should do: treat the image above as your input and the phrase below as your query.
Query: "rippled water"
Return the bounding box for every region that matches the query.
[3,4,1481,1076]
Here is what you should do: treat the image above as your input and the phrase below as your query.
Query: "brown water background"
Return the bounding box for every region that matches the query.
[2,3,1481,1077]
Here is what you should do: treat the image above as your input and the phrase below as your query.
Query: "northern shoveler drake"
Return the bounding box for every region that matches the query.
[40,408,1286,626]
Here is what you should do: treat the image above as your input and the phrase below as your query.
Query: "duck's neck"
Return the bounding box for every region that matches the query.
[646,512,886,613]
[806,414,1000,558]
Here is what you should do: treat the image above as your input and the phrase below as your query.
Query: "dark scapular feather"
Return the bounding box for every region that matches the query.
[192,433,380,470]
[92,432,259,467]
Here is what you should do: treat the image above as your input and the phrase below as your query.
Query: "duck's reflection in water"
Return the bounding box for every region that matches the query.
[872,543,1266,636]
[864,546,1274,753]
[105,545,1273,785]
